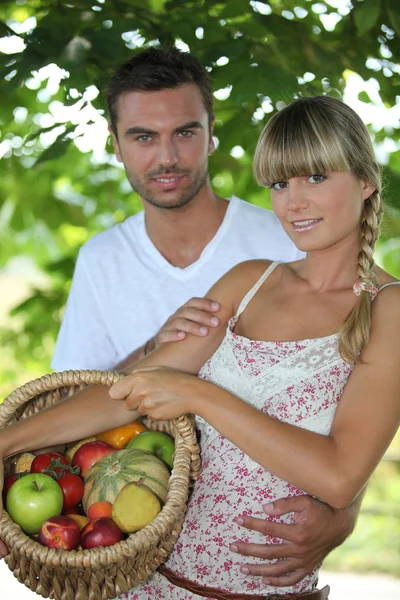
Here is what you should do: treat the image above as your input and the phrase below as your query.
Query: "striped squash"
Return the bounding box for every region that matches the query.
[82,448,170,512]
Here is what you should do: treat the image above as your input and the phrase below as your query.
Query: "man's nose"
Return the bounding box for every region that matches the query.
[157,139,178,166]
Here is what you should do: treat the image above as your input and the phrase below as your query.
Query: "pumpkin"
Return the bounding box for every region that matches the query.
[82,448,170,512]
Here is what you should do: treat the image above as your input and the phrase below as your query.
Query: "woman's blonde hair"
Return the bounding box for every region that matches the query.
[254,96,383,362]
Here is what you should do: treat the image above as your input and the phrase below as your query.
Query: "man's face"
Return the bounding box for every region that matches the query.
[110,84,215,210]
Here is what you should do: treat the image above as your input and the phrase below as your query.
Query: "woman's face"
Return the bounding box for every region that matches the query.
[269,171,376,254]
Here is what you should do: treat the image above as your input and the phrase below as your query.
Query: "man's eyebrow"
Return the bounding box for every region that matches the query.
[175,121,204,132]
[124,127,157,136]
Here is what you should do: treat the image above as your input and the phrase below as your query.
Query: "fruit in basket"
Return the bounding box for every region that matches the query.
[82,448,170,512]
[87,500,113,520]
[72,441,116,477]
[67,513,90,530]
[15,452,36,473]
[96,421,148,449]
[57,472,85,510]
[38,515,81,550]
[31,452,70,475]
[3,474,18,501]
[65,436,96,463]
[112,481,161,533]
[6,473,63,535]
[125,431,175,469]
[80,517,123,549]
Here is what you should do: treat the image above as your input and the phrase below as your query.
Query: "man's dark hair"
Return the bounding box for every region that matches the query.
[106,46,214,134]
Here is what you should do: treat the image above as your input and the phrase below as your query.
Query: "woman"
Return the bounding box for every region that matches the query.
[1,97,399,599]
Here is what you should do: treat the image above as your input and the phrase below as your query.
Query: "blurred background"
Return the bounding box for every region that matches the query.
[0,0,399,584]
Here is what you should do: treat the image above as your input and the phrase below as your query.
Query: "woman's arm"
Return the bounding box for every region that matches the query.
[115,285,400,509]
[0,261,261,460]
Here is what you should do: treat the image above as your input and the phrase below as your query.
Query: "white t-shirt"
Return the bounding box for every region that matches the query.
[51,196,303,371]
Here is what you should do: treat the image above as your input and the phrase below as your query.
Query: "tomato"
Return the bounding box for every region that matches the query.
[57,473,84,510]
[96,421,148,449]
[3,474,18,501]
[31,453,70,476]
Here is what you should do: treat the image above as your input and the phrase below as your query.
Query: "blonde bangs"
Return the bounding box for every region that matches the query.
[254,100,352,187]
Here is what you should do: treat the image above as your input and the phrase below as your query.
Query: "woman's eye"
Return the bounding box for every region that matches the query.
[270,181,288,190]
[308,174,326,184]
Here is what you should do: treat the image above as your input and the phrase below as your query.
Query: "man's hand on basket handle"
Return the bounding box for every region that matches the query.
[116,298,220,373]
[0,460,9,558]
[230,494,361,586]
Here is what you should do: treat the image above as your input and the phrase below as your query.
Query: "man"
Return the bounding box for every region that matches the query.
[51,47,360,587]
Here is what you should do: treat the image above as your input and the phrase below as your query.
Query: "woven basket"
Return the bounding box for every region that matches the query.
[0,370,201,600]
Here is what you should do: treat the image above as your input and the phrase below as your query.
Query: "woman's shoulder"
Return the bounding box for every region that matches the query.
[375,267,400,305]
[363,269,400,362]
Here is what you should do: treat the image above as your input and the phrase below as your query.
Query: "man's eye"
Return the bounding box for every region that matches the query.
[308,174,326,184]
[177,130,194,138]
[136,135,152,142]
[270,181,288,190]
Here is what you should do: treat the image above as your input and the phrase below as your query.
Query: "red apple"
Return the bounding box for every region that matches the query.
[72,441,115,478]
[80,517,122,549]
[38,515,81,550]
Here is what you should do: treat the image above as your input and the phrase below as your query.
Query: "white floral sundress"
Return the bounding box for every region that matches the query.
[118,261,354,599]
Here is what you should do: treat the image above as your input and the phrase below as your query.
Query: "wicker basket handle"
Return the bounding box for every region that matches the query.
[0,370,201,480]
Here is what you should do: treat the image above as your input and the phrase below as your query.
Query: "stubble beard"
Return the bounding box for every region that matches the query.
[125,163,209,210]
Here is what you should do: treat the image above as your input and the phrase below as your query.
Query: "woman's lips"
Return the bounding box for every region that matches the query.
[291,218,322,232]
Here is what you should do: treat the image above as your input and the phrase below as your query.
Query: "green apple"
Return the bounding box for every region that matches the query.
[126,431,175,469]
[6,473,63,534]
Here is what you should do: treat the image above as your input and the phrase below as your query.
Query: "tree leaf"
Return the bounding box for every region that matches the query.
[353,0,381,36]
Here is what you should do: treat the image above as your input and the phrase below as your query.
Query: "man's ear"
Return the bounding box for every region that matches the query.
[208,115,216,154]
[108,125,122,162]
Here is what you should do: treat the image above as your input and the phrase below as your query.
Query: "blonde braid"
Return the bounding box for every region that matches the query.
[339,190,383,362]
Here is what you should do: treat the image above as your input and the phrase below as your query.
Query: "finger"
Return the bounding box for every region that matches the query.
[263,569,309,587]
[161,319,211,338]
[165,313,220,335]
[158,330,187,344]
[176,307,221,327]
[237,516,299,543]
[230,541,294,560]
[240,559,301,577]
[263,496,310,517]
[183,298,220,312]
[109,376,138,400]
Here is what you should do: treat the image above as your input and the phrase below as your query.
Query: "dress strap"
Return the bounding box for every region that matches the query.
[378,281,400,293]
[235,261,281,318]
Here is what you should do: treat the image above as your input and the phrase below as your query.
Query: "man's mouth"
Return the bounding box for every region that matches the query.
[151,174,185,190]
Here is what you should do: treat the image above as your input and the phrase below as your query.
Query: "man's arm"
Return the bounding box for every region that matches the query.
[231,493,364,586]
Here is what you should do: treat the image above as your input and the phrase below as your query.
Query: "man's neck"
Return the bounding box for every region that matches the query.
[143,186,229,269]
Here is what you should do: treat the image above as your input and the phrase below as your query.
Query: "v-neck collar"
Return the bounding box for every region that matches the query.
[137,196,239,280]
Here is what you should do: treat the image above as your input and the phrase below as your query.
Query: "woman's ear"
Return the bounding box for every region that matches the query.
[361,180,376,201]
